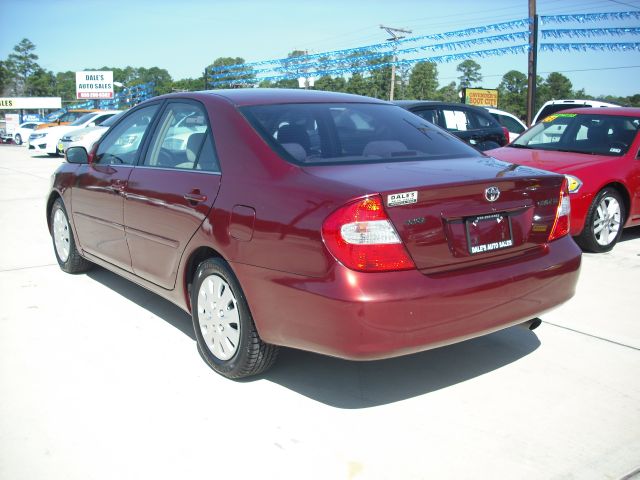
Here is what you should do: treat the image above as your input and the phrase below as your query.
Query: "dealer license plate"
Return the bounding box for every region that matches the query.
[465,213,513,255]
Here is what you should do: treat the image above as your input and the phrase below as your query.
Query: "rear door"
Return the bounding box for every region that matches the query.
[72,104,161,270]
[124,100,221,289]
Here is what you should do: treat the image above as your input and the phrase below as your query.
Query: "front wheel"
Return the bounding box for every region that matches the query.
[50,198,92,273]
[575,187,625,253]
[191,258,278,379]
[14,134,22,145]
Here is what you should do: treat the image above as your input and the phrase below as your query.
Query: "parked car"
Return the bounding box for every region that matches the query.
[485,107,526,143]
[48,89,581,378]
[395,101,508,151]
[35,109,101,130]
[11,121,44,145]
[29,110,119,156]
[488,107,640,252]
[58,111,124,154]
[532,99,619,125]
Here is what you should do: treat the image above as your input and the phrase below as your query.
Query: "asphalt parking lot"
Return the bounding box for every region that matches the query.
[0,145,638,480]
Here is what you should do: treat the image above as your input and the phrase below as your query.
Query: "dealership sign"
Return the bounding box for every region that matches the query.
[462,88,499,108]
[76,71,114,99]
[0,97,62,109]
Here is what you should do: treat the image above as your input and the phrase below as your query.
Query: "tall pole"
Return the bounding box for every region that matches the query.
[380,25,412,101]
[526,0,539,126]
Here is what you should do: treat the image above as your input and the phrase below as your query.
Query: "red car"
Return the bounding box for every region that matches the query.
[47,90,581,378]
[488,108,640,252]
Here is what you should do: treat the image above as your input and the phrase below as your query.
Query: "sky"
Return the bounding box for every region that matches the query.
[1,0,640,97]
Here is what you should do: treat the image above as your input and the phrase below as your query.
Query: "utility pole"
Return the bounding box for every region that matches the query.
[380,25,412,101]
[526,0,539,126]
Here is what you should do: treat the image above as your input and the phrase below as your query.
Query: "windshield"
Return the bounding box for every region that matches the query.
[512,113,639,156]
[69,113,97,126]
[241,103,481,166]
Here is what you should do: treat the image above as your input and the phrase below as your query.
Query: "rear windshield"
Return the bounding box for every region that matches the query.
[241,103,481,166]
[535,104,589,123]
[512,113,639,156]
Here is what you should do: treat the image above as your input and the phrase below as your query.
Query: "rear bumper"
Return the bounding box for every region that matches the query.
[232,235,582,360]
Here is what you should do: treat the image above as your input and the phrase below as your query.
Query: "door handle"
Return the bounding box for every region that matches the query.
[184,192,208,204]
[108,181,126,193]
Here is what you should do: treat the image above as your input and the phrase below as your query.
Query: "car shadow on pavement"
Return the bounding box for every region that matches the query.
[262,328,540,408]
[86,266,195,340]
[620,225,640,243]
[86,265,540,409]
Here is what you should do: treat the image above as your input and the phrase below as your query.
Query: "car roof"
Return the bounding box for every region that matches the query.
[560,107,640,116]
[161,88,390,107]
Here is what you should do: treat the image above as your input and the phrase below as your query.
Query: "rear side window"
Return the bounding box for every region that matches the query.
[241,103,481,165]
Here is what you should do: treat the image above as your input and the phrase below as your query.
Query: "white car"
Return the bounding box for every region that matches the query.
[532,99,620,125]
[58,111,124,154]
[11,121,45,145]
[485,107,526,143]
[28,110,119,156]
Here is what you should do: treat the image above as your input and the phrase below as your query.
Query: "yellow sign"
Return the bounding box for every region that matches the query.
[463,88,498,108]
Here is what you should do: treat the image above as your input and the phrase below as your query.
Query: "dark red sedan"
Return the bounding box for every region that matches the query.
[47,89,581,378]
[488,108,640,252]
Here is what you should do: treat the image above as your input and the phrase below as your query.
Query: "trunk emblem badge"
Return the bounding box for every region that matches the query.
[485,186,501,202]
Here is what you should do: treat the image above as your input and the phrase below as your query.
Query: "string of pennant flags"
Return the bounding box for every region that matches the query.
[208,10,640,88]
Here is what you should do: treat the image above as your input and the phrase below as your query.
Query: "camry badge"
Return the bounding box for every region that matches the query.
[485,186,500,202]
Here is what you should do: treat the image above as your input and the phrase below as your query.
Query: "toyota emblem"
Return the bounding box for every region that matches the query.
[485,186,500,202]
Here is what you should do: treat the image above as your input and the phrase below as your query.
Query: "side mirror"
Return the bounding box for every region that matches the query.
[87,122,95,128]
[66,146,89,164]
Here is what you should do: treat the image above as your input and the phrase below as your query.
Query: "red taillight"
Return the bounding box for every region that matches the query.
[548,179,571,242]
[322,196,415,272]
[501,126,510,144]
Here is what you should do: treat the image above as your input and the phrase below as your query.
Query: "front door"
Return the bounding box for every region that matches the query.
[72,104,160,271]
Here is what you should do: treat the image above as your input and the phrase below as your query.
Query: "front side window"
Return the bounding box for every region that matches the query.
[242,103,481,166]
[94,104,160,165]
[499,115,525,134]
[512,113,640,156]
[143,102,218,171]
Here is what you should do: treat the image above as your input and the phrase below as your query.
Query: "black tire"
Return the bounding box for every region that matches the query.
[575,187,626,253]
[191,258,278,379]
[50,198,92,273]
[14,134,22,145]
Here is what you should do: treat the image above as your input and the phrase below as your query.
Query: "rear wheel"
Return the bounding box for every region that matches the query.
[14,134,22,145]
[50,198,92,273]
[575,187,625,253]
[191,258,278,379]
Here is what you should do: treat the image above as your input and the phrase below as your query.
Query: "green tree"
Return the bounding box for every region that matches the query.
[407,62,438,100]
[25,68,55,96]
[172,76,206,92]
[314,75,346,92]
[346,72,369,96]
[456,59,482,89]
[367,55,393,99]
[544,72,572,99]
[55,71,77,103]
[6,38,40,95]
[497,70,527,119]
[0,60,10,95]
[435,81,459,102]
[207,57,254,88]
[137,67,173,94]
